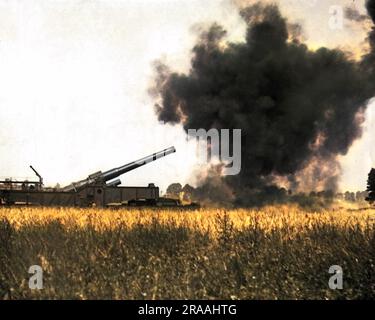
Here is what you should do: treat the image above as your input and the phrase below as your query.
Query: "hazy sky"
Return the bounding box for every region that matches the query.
[0,0,373,192]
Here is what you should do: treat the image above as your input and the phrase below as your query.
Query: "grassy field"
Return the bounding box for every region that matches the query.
[0,205,374,300]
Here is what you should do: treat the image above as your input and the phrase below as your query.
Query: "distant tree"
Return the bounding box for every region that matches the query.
[166,183,182,196]
[181,184,195,201]
[323,189,334,199]
[366,168,375,204]
[182,184,195,194]
[356,191,367,202]
[344,191,355,202]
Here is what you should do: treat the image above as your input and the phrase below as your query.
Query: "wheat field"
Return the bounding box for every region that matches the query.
[0,205,374,300]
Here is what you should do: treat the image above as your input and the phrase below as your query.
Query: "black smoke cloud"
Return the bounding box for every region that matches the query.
[367,0,375,23]
[152,2,375,205]
[363,0,375,74]
[345,6,369,22]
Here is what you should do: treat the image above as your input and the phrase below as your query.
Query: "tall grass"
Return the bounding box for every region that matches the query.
[0,205,374,299]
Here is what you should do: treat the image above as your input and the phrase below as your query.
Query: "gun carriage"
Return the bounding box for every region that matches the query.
[0,147,195,207]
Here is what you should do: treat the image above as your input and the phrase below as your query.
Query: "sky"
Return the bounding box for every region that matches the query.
[0,0,373,192]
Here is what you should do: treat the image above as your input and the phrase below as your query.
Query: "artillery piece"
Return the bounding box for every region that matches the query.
[0,146,194,207]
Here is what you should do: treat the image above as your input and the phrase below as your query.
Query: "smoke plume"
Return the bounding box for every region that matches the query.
[363,0,375,75]
[151,2,375,205]
[345,6,369,22]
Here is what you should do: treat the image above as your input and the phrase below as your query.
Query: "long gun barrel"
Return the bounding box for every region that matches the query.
[62,146,176,192]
